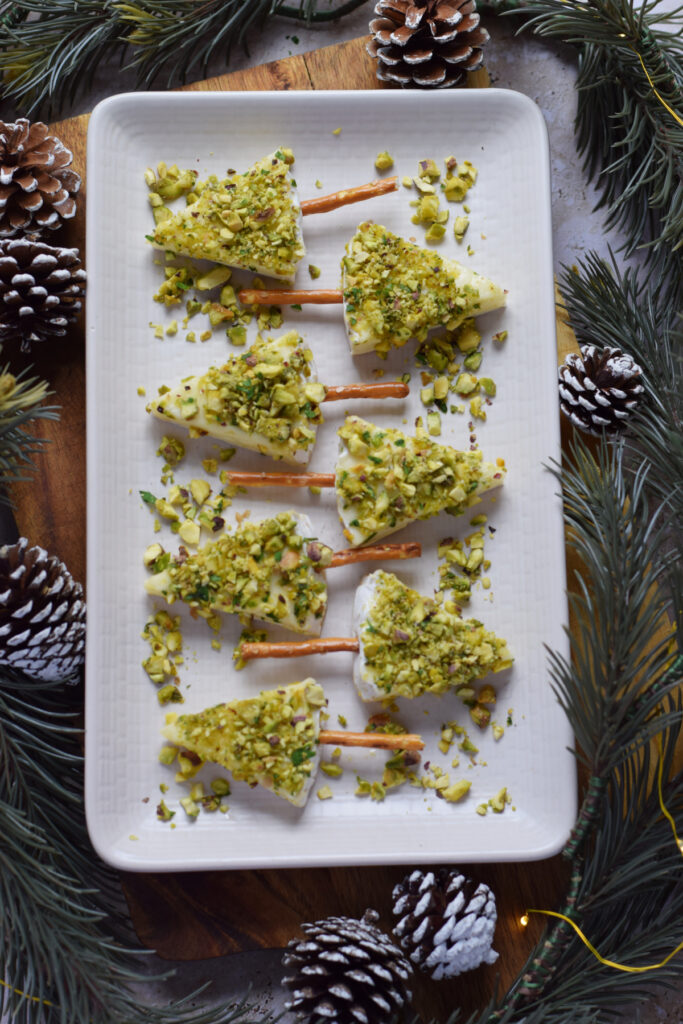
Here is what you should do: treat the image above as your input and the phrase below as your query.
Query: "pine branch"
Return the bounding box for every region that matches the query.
[486,0,683,285]
[0,0,369,116]
[558,253,682,523]
[0,672,274,1024]
[0,365,58,505]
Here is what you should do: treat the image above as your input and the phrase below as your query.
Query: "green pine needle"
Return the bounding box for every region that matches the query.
[0,364,58,505]
[0,674,275,1024]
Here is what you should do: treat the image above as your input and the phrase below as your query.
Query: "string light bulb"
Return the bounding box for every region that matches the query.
[520,914,529,927]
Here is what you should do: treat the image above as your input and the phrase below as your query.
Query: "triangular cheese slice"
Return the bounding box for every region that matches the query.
[162,680,325,806]
[145,511,331,635]
[151,150,305,281]
[147,331,324,465]
[336,416,506,546]
[353,571,512,701]
[341,222,506,356]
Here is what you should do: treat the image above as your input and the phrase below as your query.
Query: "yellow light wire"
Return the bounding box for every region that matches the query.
[633,48,683,127]
[524,910,683,973]
[656,732,683,855]
[0,977,54,1007]
[522,731,683,972]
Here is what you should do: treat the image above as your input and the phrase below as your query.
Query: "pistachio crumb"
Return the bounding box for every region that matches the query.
[317,785,333,800]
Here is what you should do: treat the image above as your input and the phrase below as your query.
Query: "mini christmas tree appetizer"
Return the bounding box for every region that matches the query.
[145,511,420,635]
[239,222,506,356]
[238,570,513,703]
[162,679,424,807]
[223,416,506,547]
[150,151,398,282]
[147,331,408,466]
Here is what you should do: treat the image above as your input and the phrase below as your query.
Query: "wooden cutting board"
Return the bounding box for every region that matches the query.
[10,36,581,1021]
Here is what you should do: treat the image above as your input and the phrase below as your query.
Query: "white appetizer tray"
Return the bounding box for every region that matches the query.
[85,89,575,871]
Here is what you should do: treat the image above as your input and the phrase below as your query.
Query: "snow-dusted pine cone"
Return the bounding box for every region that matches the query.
[367,0,489,89]
[0,237,86,351]
[282,909,413,1024]
[392,868,498,979]
[558,344,644,435]
[0,119,80,238]
[0,538,85,682]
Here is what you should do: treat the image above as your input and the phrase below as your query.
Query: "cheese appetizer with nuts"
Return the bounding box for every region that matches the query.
[147,331,408,467]
[162,679,424,807]
[237,570,513,705]
[239,222,506,357]
[144,510,422,636]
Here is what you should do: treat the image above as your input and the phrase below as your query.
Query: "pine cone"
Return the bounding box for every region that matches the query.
[282,908,413,1024]
[0,538,85,682]
[367,0,489,89]
[0,238,86,351]
[392,868,498,979]
[0,119,81,239]
[558,344,644,435]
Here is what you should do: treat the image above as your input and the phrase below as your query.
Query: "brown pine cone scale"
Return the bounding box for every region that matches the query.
[368,0,489,88]
[0,538,85,682]
[0,238,86,351]
[0,119,81,238]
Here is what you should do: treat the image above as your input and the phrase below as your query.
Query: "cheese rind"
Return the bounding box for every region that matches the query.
[336,416,505,547]
[341,222,506,357]
[145,511,330,635]
[353,571,513,701]
[147,331,323,466]
[151,151,305,281]
[162,679,325,806]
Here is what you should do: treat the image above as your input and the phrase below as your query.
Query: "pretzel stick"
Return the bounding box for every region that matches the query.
[323,382,409,402]
[240,637,360,661]
[225,471,335,488]
[239,287,343,305]
[329,542,421,567]
[300,177,398,216]
[319,730,424,751]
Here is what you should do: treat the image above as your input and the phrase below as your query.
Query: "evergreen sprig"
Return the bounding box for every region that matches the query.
[0,365,57,505]
[0,0,368,116]
[0,673,274,1024]
[486,0,683,287]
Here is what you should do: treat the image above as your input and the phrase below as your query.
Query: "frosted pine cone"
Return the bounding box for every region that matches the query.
[368,0,489,89]
[0,538,85,682]
[0,119,80,238]
[392,868,498,979]
[558,344,644,435]
[282,909,413,1024]
[0,237,86,351]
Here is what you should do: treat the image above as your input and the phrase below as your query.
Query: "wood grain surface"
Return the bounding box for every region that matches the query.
[10,36,582,1021]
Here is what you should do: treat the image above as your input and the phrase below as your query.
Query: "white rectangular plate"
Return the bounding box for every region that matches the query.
[85,89,575,871]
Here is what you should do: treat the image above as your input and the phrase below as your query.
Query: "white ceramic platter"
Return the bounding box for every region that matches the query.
[85,89,575,871]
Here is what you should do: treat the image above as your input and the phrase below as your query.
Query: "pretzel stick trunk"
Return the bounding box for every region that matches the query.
[226,470,334,488]
[239,288,343,306]
[319,730,424,751]
[240,637,360,661]
[300,177,398,216]
[323,382,408,401]
[329,542,420,567]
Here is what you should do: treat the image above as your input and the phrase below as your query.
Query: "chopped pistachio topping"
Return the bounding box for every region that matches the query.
[336,416,505,543]
[375,151,394,171]
[163,680,325,802]
[151,151,304,280]
[342,223,503,358]
[358,570,512,700]
[146,511,331,631]
[317,785,333,800]
[443,159,477,202]
[149,331,324,460]
[153,265,196,307]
